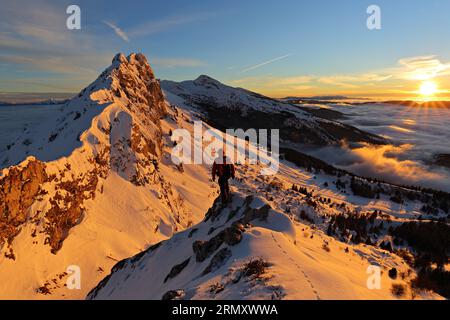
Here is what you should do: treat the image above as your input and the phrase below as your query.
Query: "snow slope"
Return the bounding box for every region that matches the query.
[0,53,446,300]
[161,76,386,146]
[88,98,444,300]
[0,53,216,299]
[88,192,421,300]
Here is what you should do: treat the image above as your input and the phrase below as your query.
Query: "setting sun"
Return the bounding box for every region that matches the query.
[419,81,438,96]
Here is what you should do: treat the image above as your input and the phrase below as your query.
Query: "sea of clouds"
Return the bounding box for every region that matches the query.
[307,103,450,192]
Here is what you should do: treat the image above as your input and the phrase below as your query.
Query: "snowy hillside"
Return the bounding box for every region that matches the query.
[89,89,448,299]
[88,191,422,300]
[161,76,386,146]
[0,53,448,300]
[0,53,216,299]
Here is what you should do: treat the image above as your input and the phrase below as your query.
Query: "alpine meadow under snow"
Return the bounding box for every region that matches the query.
[0,53,449,300]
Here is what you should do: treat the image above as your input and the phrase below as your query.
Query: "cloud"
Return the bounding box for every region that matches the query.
[15,24,68,44]
[317,73,393,88]
[317,76,360,88]
[307,142,450,192]
[0,54,112,75]
[396,55,450,81]
[150,57,206,68]
[345,143,450,191]
[0,79,75,91]
[0,32,33,50]
[291,85,313,91]
[103,21,129,42]
[230,68,396,97]
[230,72,394,96]
[273,75,314,85]
[0,2,209,91]
[316,56,450,87]
[241,54,292,73]
[232,75,312,86]
[0,1,119,92]
[129,13,214,37]
[230,54,450,97]
[229,75,314,96]
[306,101,450,192]
[0,1,75,48]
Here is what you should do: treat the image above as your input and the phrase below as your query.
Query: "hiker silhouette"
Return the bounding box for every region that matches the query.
[212,150,235,204]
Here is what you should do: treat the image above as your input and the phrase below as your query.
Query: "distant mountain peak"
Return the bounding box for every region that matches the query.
[193,74,222,86]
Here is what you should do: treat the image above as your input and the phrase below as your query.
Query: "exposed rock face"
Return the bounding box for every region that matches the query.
[0,159,47,247]
[201,248,232,275]
[44,162,105,253]
[193,197,270,262]
[86,241,162,299]
[192,222,243,262]
[113,53,166,118]
[108,53,167,184]
[87,194,284,300]
[164,257,191,283]
[0,53,180,255]
[161,289,185,301]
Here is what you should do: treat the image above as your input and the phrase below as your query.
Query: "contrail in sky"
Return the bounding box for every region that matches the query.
[241,54,292,73]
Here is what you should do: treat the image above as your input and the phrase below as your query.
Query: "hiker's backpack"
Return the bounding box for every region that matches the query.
[222,164,232,179]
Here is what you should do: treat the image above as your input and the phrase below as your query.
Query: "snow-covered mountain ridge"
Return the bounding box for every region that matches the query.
[0,53,215,299]
[161,76,386,146]
[0,53,448,300]
[88,68,448,299]
[87,191,421,300]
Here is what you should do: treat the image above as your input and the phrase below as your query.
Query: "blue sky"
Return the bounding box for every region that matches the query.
[1,0,450,98]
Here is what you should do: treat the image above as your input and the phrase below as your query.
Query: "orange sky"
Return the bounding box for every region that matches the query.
[227,55,450,100]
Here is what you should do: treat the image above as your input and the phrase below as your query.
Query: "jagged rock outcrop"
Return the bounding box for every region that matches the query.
[164,258,191,283]
[161,290,186,301]
[87,185,429,300]
[86,193,292,300]
[0,158,47,247]
[201,248,232,276]
[0,53,188,256]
